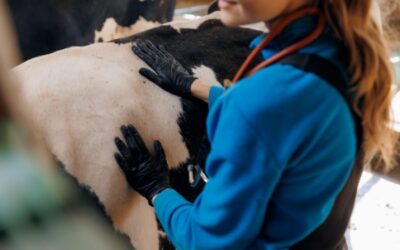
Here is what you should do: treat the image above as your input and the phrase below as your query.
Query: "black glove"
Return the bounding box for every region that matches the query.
[114,124,170,206]
[132,39,197,97]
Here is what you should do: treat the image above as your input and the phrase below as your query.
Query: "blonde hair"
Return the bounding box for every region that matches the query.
[314,0,399,172]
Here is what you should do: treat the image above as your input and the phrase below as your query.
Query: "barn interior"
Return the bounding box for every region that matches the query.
[0,0,399,249]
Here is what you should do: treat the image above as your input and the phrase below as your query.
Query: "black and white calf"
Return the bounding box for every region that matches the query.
[7,0,175,60]
[13,13,263,249]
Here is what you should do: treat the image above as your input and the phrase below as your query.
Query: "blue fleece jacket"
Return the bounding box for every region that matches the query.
[154,16,357,250]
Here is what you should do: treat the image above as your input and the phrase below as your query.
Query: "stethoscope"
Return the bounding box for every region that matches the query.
[188,7,326,188]
[233,7,325,83]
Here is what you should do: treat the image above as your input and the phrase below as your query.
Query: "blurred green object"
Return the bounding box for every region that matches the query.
[0,121,133,250]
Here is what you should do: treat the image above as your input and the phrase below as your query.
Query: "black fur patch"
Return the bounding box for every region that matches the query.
[208,1,219,14]
[158,234,175,250]
[7,0,176,60]
[115,19,263,84]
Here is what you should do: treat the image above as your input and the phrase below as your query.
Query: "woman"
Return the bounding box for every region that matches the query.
[114,0,398,249]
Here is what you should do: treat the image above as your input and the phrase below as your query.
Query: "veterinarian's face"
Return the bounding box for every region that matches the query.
[219,0,311,26]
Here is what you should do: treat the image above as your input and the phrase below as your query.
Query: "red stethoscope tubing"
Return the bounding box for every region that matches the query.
[232,7,326,83]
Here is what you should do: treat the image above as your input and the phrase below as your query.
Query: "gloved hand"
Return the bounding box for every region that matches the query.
[114,124,170,206]
[132,39,197,97]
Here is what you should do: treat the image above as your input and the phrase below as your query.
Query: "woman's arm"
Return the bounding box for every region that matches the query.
[153,98,283,249]
[190,79,212,102]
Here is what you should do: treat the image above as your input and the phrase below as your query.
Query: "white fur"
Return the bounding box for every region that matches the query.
[95,17,160,42]
[192,65,221,86]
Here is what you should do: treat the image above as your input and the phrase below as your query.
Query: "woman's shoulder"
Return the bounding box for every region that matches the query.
[225,63,350,118]
[210,63,357,167]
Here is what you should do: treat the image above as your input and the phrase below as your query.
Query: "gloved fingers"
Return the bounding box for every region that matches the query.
[120,125,143,161]
[133,40,164,70]
[137,39,156,52]
[132,45,157,69]
[171,60,190,76]
[153,140,166,166]
[136,39,165,63]
[139,68,163,85]
[156,44,174,60]
[135,40,186,76]
[114,152,131,173]
[140,39,168,60]
[114,137,133,163]
[127,124,151,159]
[158,44,176,61]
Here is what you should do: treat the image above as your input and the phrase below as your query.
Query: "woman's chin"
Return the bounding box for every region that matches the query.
[220,11,243,26]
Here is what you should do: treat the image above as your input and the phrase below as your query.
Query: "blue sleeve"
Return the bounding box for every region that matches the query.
[154,98,283,250]
[208,85,225,109]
